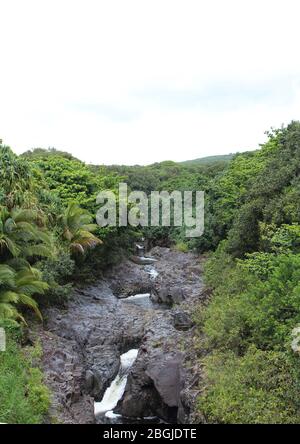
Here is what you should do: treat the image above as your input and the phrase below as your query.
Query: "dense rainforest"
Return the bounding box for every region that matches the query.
[2,120,300,423]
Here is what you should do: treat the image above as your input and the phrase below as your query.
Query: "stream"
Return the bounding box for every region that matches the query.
[94,261,162,423]
[94,348,138,419]
[40,247,205,424]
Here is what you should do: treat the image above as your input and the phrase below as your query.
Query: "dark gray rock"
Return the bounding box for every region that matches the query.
[40,280,150,423]
[150,247,203,306]
[120,314,185,422]
[146,353,182,406]
[172,310,194,331]
[39,247,205,424]
[151,286,185,305]
[106,259,153,296]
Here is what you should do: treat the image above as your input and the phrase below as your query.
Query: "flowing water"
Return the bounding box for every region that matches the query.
[123,293,153,308]
[94,349,139,419]
[41,248,202,424]
[94,262,161,423]
[145,265,159,279]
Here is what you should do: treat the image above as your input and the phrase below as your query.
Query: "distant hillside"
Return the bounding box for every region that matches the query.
[22,147,79,161]
[180,153,235,166]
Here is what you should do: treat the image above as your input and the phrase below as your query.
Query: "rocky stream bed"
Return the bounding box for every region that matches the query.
[39,247,206,424]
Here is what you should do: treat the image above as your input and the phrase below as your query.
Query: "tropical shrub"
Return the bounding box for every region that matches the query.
[199,346,300,424]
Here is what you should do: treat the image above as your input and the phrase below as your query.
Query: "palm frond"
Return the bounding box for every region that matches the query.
[0,265,15,287]
[23,244,53,258]
[0,290,20,304]
[62,203,102,255]
[17,293,43,320]
[11,208,38,223]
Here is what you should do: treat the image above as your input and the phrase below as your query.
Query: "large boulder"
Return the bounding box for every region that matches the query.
[172,310,194,331]
[149,247,204,306]
[120,314,187,423]
[105,259,153,296]
[146,353,182,406]
[151,286,185,305]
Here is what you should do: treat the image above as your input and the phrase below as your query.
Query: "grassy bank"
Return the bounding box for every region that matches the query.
[0,321,50,424]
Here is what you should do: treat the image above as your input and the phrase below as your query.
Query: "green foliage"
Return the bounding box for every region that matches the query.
[22,147,77,161]
[0,264,48,323]
[106,159,227,248]
[0,206,53,260]
[39,251,74,284]
[0,143,104,323]
[0,145,34,210]
[200,259,255,353]
[196,253,300,422]
[61,202,102,256]
[199,347,300,424]
[23,148,135,271]
[38,252,75,304]
[194,139,278,253]
[193,123,300,423]
[237,251,277,279]
[198,243,300,421]
[261,223,300,253]
[225,122,300,256]
[174,242,189,253]
[180,153,235,166]
[202,253,300,351]
[0,328,50,424]
[203,242,236,288]
[24,152,98,208]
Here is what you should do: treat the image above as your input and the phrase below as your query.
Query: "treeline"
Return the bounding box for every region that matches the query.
[194,121,300,423]
[102,159,228,249]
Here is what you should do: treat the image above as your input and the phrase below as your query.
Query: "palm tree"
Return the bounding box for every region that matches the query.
[0,206,53,260]
[0,264,48,323]
[61,203,102,255]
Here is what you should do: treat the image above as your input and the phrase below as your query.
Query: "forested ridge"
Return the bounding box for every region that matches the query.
[2,121,300,423]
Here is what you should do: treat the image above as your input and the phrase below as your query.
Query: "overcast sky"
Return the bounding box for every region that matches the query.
[1,0,300,165]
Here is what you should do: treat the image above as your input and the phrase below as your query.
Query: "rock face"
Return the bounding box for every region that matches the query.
[150,247,203,306]
[105,259,153,297]
[119,249,205,423]
[120,312,196,423]
[120,314,182,420]
[172,310,194,331]
[40,276,153,423]
[39,247,206,424]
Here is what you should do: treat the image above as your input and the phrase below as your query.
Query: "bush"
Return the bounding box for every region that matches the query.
[196,250,300,423]
[199,347,300,424]
[0,331,50,424]
[174,242,189,253]
[38,252,75,304]
[201,253,300,351]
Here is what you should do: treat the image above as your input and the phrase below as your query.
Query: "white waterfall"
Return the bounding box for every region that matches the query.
[125,293,150,301]
[94,349,138,418]
[147,266,159,279]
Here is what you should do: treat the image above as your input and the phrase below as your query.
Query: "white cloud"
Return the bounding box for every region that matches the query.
[1,0,300,164]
